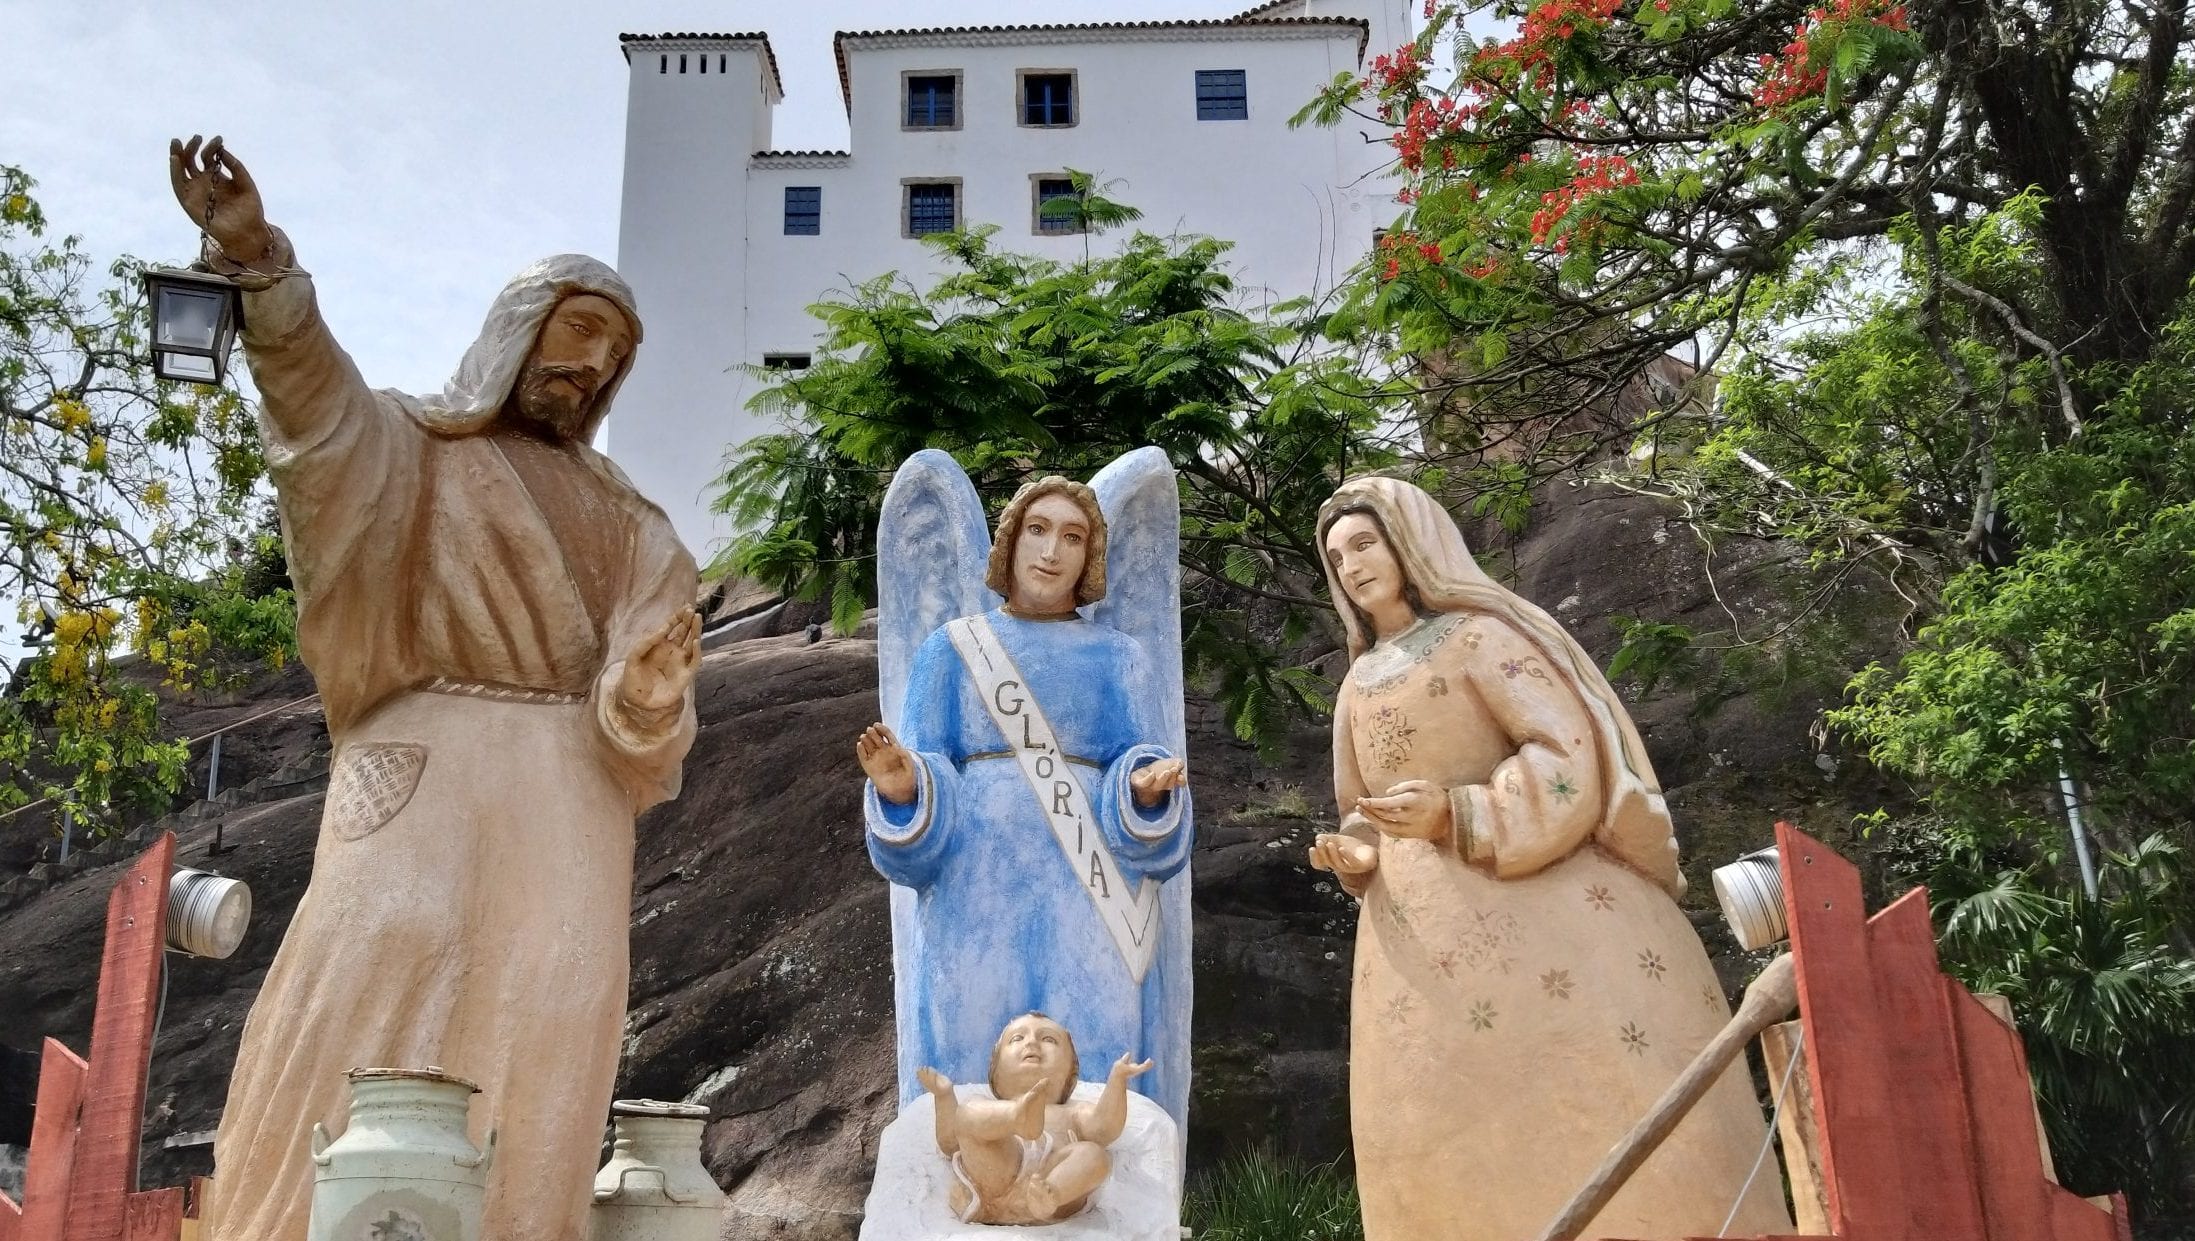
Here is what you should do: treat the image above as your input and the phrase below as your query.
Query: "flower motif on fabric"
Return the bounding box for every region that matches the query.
[1385,894,1415,930]
[1637,949,1667,982]
[1433,949,1460,978]
[1427,675,1450,698]
[1366,705,1418,769]
[1456,908,1524,974]
[1548,773,1579,805]
[1701,983,1726,1013]
[1468,999,1498,1031]
[1619,1022,1650,1056]
[1540,968,1575,1000]
[1584,884,1616,911]
[1384,993,1417,1024]
[1500,655,1552,685]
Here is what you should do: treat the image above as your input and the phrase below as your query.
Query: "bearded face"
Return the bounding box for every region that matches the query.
[506,292,634,441]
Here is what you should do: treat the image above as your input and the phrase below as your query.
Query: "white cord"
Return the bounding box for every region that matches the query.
[1720,1026,1803,1237]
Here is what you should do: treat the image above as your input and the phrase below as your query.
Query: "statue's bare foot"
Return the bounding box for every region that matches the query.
[1013,1084,1048,1141]
[1024,1171,1064,1220]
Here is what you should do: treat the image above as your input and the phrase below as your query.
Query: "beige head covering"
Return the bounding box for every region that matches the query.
[986,476,1109,607]
[1318,476,1684,895]
[410,254,642,441]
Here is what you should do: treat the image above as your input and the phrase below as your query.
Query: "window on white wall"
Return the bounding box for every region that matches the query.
[905,181,960,237]
[1018,71,1077,127]
[1196,70,1248,120]
[784,187,821,235]
[905,73,961,129]
[1032,177,1083,235]
[761,354,812,370]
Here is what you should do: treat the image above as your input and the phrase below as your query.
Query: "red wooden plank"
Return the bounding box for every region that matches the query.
[2048,1189,2119,1241]
[18,1038,88,1241]
[66,834,174,1241]
[1776,821,1912,1238]
[121,1188,183,1241]
[1948,981,2055,1240]
[1863,888,1988,1235]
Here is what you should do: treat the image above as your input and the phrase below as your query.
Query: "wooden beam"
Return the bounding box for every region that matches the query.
[121,1189,183,1241]
[1776,822,1912,1237]
[65,834,173,1241]
[18,1039,88,1241]
[1863,889,1988,1235]
[1759,1021,1829,1234]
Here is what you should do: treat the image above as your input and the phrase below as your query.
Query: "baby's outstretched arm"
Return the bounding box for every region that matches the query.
[1074,1054,1153,1146]
[919,1067,964,1155]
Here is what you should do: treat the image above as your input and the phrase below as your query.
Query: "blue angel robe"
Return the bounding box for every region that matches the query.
[866,609,1194,1127]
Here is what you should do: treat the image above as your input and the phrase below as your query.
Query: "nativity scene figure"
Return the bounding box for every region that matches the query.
[166,136,701,1241]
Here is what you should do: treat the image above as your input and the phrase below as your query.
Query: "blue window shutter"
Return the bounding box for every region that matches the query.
[1196,69,1248,120]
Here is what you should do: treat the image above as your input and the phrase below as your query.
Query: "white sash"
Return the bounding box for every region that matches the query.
[946,615,1163,982]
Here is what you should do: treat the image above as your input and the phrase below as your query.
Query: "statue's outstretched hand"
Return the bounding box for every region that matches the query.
[168,135,273,263]
[1356,779,1452,843]
[1108,1054,1154,1083]
[1128,757,1187,808]
[1308,832,1378,880]
[616,609,701,719]
[917,1066,954,1097]
[857,723,919,805]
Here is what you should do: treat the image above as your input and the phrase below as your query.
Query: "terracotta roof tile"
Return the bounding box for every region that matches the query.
[830,17,1369,113]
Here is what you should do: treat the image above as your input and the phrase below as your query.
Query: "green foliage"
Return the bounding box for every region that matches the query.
[1606,616,1695,694]
[713,220,1399,749]
[1184,1150,1363,1241]
[0,165,277,831]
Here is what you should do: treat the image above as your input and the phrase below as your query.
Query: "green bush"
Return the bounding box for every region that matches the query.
[1184,1150,1362,1241]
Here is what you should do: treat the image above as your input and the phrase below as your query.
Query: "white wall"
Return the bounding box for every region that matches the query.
[615,9,1408,560]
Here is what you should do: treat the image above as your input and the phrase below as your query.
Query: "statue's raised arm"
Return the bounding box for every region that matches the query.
[855,450,1196,1135]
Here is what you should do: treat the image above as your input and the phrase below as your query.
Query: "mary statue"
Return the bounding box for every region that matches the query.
[1306,476,1789,1240]
[853,449,1194,1131]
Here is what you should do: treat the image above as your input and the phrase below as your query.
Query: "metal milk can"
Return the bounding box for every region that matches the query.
[308,1067,493,1241]
[590,1099,722,1241]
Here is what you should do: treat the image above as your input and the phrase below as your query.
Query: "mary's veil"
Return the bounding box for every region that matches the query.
[1318,476,1685,896]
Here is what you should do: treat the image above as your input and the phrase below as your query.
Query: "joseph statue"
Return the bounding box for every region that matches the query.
[167,137,703,1241]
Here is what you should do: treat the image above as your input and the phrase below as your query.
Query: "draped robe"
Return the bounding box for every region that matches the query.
[203,246,697,1241]
[1335,611,1788,1241]
[864,611,1192,1126]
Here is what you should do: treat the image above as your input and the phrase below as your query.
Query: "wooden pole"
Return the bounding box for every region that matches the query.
[1536,953,1799,1241]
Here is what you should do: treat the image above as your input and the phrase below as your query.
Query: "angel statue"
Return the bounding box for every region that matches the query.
[852,449,1194,1139]
[1305,476,1789,1241]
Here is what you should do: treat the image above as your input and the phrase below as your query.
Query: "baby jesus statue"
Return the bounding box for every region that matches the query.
[917,1014,1153,1226]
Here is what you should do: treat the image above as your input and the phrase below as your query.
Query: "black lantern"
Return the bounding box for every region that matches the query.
[143,266,242,385]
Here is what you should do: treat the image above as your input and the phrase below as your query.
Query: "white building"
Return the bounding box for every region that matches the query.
[612,1,1411,557]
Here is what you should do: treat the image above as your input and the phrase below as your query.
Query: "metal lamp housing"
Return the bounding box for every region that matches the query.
[1711,846,1789,952]
[167,865,252,959]
[143,266,242,385]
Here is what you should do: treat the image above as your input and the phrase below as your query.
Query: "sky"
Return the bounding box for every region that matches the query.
[4,0,1266,396]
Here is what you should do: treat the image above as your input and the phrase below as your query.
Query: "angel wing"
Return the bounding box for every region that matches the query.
[1088,447,1186,758]
[875,450,998,732]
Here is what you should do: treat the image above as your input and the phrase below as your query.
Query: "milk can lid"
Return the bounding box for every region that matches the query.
[611,1098,710,1119]
[347,1066,482,1092]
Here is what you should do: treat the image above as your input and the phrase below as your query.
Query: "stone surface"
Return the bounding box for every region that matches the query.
[0,479,1904,1240]
[858,1083,1179,1241]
